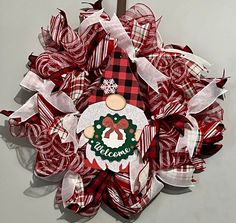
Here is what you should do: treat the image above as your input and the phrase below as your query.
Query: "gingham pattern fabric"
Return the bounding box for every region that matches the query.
[191,156,206,171]
[131,20,151,55]
[70,71,86,100]
[89,47,145,110]
[120,3,160,57]
[65,174,93,211]
[49,117,68,141]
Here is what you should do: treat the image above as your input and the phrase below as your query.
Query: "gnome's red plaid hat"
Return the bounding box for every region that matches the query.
[88,47,145,110]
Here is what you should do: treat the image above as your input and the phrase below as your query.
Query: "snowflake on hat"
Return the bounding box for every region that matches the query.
[0,0,227,221]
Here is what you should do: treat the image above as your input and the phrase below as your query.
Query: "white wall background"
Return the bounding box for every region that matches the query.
[0,0,235,223]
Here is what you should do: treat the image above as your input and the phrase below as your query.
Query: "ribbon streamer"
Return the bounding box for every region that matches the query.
[188,80,227,114]
[130,156,150,194]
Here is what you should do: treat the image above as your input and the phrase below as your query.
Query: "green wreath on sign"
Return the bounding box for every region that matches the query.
[88,113,138,162]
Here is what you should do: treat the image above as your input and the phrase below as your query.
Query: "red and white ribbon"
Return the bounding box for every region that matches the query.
[10,71,77,122]
[176,79,227,158]
[10,71,80,150]
[157,80,227,187]
[99,14,169,93]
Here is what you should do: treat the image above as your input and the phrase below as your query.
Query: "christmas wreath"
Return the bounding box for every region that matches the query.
[0,1,227,220]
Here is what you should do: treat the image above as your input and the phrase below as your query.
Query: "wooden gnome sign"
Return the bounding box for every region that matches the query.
[77,47,149,172]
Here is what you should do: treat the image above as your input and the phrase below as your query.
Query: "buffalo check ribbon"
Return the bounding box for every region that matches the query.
[130,20,151,55]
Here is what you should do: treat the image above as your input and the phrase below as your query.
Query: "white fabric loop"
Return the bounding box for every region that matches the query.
[79,9,104,35]
[10,71,77,122]
[188,80,227,114]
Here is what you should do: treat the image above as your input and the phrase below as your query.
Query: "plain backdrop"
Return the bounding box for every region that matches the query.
[0,0,235,223]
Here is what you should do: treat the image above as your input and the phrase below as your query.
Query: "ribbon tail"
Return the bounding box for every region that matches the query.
[43,92,77,114]
[175,114,199,158]
[22,71,77,114]
[79,9,104,35]
[114,128,123,140]
[130,156,150,194]
[188,79,227,114]
[61,113,80,153]
[9,94,38,122]
[62,170,84,208]
[157,166,195,188]
[104,128,114,139]
[135,57,169,93]
[20,71,55,92]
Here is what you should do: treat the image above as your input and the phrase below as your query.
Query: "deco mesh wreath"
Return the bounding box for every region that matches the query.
[0,1,227,220]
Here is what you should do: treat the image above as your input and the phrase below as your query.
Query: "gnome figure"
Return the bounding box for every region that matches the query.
[77,47,148,172]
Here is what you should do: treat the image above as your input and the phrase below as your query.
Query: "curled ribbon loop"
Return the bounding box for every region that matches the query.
[102,116,129,140]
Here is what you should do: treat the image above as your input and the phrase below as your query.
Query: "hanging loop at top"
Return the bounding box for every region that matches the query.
[116,0,127,17]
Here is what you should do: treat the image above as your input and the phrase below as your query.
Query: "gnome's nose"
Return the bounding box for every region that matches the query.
[106,94,126,111]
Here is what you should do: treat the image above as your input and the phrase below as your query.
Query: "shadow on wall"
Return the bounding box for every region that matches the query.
[0,120,59,195]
